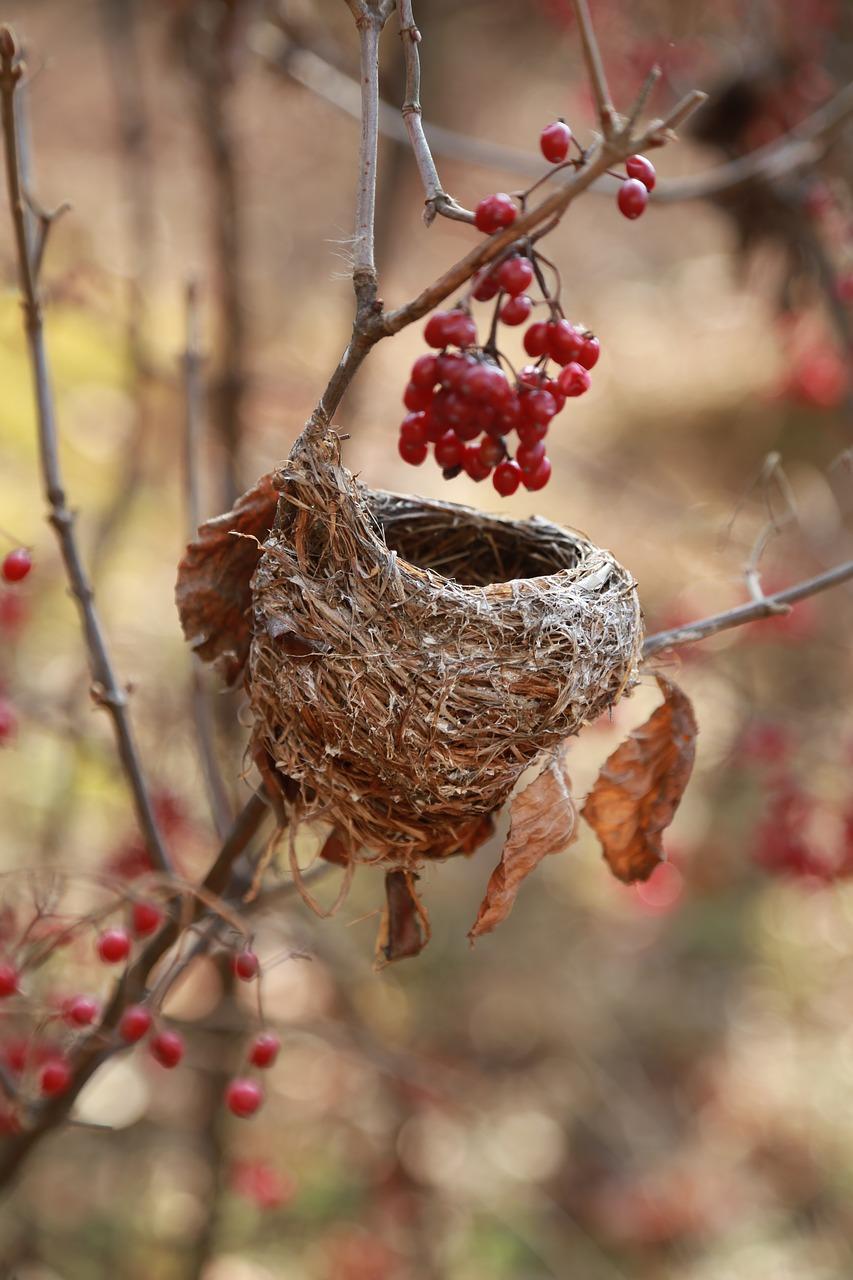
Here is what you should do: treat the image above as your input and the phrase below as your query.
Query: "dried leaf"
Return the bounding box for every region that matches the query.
[468,750,577,942]
[581,674,697,883]
[175,473,279,684]
[376,870,430,966]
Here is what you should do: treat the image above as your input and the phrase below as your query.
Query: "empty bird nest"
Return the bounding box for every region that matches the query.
[176,422,683,960]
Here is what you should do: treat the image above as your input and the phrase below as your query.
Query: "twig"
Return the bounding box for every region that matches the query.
[183,281,233,839]
[643,559,853,657]
[349,5,387,313]
[397,1,473,226]
[0,27,172,877]
[570,0,618,138]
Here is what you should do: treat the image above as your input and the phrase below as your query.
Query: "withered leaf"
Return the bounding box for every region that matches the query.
[175,472,279,685]
[468,750,577,942]
[581,674,697,883]
[376,870,430,966]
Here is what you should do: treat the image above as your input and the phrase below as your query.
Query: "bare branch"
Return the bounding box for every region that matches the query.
[0,27,173,876]
[350,9,384,310]
[570,0,618,139]
[398,1,473,225]
[183,281,233,839]
[643,560,853,657]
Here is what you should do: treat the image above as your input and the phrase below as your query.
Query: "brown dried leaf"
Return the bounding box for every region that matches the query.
[581,674,697,883]
[468,750,577,942]
[175,473,279,684]
[376,870,430,966]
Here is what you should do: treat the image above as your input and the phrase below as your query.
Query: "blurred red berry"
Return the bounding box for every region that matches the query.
[493,459,522,496]
[97,928,131,964]
[474,192,517,235]
[249,1032,281,1069]
[495,256,534,296]
[63,995,100,1027]
[499,295,532,326]
[626,153,656,191]
[0,963,19,998]
[232,948,260,981]
[523,455,552,490]
[119,1004,153,1044]
[150,1029,184,1068]
[225,1077,264,1118]
[131,901,163,938]
[2,548,32,583]
[40,1058,72,1096]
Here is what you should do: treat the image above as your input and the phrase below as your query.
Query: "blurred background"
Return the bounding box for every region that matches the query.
[1,0,853,1276]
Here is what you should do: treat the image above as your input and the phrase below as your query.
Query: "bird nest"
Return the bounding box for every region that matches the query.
[235,426,643,866]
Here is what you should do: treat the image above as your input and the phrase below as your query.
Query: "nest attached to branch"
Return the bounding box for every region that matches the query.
[243,426,643,866]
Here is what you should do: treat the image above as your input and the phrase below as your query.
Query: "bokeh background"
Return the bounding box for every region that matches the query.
[1,0,853,1277]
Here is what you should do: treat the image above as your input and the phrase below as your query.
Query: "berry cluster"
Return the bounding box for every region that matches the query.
[398,122,657,497]
[0,905,277,1120]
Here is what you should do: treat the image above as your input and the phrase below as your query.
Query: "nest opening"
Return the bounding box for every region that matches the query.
[371,496,584,588]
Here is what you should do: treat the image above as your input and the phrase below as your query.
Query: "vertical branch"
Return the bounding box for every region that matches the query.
[0,28,172,876]
[570,0,618,138]
[183,281,233,839]
[397,0,473,224]
[351,11,383,311]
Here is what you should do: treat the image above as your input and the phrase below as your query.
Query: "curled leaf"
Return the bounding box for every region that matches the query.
[376,870,430,966]
[175,473,279,684]
[468,749,577,942]
[581,674,697,883]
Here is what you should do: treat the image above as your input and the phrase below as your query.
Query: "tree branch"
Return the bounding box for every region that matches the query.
[570,0,618,138]
[0,27,173,877]
[183,281,233,839]
[643,559,853,657]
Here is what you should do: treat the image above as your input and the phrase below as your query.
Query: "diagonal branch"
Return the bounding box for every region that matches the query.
[570,0,618,138]
[643,559,853,657]
[0,27,173,876]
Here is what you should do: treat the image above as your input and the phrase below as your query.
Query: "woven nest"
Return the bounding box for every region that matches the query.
[245,426,643,866]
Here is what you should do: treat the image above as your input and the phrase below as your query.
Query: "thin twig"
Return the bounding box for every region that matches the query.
[570,0,618,138]
[397,1,473,226]
[643,559,853,657]
[183,281,233,839]
[0,27,172,877]
[350,7,385,312]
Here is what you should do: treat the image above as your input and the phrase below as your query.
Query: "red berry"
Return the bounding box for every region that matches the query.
[474,193,517,235]
[540,120,572,164]
[119,1004,153,1043]
[517,418,549,445]
[249,1032,281,1069]
[521,389,557,425]
[461,362,510,405]
[63,995,100,1027]
[523,455,552,491]
[477,436,506,468]
[434,431,464,469]
[0,700,17,745]
[500,295,532,326]
[2,548,32,583]
[493,459,522,497]
[516,439,547,474]
[40,1057,72,1097]
[557,362,591,397]
[495,256,534,296]
[233,948,260,981]
[403,381,433,412]
[577,335,600,370]
[131,901,163,938]
[225,1077,264,1118]
[617,178,649,220]
[0,963,19,997]
[472,269,499,302]
[436,353,471,390]
[447,311,478,348]
[548,319,583,365]
[410,354,438,389]
[462,445,492,481]
[0,593,27,635]
[97,928,131,965]
[424,311,455,348]
[398,435,428,465]
[523,322,550,357]
[626,153,656,191]
[399,413,428,447]
[150,1029,184,1068]
[498,396,522,432]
